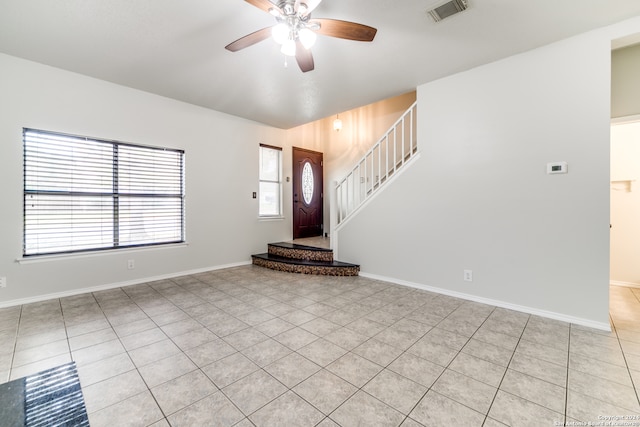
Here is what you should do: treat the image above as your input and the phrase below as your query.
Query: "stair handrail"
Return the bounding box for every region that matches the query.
[335,101,418,225]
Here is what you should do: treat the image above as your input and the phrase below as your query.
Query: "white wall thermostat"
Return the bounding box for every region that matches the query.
[546,161,568,174]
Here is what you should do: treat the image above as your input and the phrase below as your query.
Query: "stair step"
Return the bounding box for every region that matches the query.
[268,242,333,262]
[252,253,359,276]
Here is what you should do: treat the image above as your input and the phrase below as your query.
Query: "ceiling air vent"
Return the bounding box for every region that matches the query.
[427,0,468,23]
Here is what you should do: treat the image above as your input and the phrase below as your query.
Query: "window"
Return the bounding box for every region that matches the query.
[259,144,282,217]
[23,128,185,256]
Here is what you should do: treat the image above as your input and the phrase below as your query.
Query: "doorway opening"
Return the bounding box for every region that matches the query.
[610,118,640,289]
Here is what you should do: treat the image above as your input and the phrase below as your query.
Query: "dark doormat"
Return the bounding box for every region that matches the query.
[0,362,89,426]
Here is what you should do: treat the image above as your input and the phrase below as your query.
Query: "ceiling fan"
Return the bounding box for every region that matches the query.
[225,0,377,72]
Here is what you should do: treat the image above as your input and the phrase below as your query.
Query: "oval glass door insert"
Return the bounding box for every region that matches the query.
[302,162,314,205]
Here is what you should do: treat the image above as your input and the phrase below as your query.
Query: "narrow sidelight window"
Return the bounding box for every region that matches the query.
[258,144,282,217]
[23,128,185,256]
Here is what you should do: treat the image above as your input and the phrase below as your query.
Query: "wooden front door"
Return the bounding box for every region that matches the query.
[292,147,323,239]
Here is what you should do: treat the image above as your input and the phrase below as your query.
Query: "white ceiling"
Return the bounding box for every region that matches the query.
[1,0,640,129]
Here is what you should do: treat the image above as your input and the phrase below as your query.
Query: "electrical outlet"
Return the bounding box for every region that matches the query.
[127,260,135,270]
[463,269,473,282]
[0,277,6,288]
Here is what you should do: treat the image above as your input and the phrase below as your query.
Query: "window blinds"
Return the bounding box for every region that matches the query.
[23,129,185,256]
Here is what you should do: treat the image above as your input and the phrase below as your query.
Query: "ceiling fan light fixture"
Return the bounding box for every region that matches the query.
[281,38,297,56]
[299,28,317,49]
[272,23,289,44]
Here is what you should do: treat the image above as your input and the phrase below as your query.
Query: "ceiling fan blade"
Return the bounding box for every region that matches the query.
[311,18,377,42]
[295,41,314,72]
[225,27,273,52]
[244,0,280,14]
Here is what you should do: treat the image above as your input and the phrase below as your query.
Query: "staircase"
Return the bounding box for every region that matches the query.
[335,102,418,225]
[252,242,360,276]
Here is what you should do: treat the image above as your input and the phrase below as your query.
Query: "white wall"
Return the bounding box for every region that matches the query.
[611,121,640,286]
[336,17,640,329]
[612,43,640,118]
[0,53,292,305]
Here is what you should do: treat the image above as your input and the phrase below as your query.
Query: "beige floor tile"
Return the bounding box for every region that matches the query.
[254,317,295,337]
[331,390,405,427]
[159,318,203,338]
[388,353,444,388]
[569,352,633,386]
[363,369,428,414]
[324,327,369,351]
[241,338,292,367]
[488,390,564,427]
[202,352,259,388]
[9,352,72,380]
[12,338,69,367]
[472,327,520,351]
[65,318,112,339]
[508,352,566,387]
[499,369,566,414]
[184,338,237,367]
[299,317,341,336]
[222,369,287,415]
[83,370,148,414]
[326,352,383,388]
[76,352,136,386]
[172,327,218,351]
[14,328,67,352]
[151,370,217,416]
[88,390,164,427]
[249,391,324,427]
[223,328,269,351]
[138,352,197,388]
[297,338,348,367]
[72,339,126,366]
[111,317,157,338]
[293,369,357,415]
[119,327,167,351]
[167,392,244,427]
[128,338,181,367]
[566,389,640,422]
[431,368,497,414]
[449,352,506,388]
[353,338,404,366]
[515,338,568,367]
[273,327,318,350]
[568,369,639,413]
[409,390,485,426]
[421,327,470,351]
[461,338,513,367]
[264,352,321,388]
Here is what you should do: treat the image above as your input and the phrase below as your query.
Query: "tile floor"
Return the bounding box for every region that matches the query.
[0,266,639,426]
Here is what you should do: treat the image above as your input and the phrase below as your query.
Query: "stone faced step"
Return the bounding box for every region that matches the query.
[251,253,359,276]
[268,242,333,262]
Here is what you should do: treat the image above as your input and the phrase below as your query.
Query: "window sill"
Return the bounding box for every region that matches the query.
[258,216,285,222]
[16,242,189,264]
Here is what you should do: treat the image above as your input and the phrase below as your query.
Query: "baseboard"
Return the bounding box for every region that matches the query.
[610,280,640,289]
[0,261,252,309]
[360,272,611,332]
